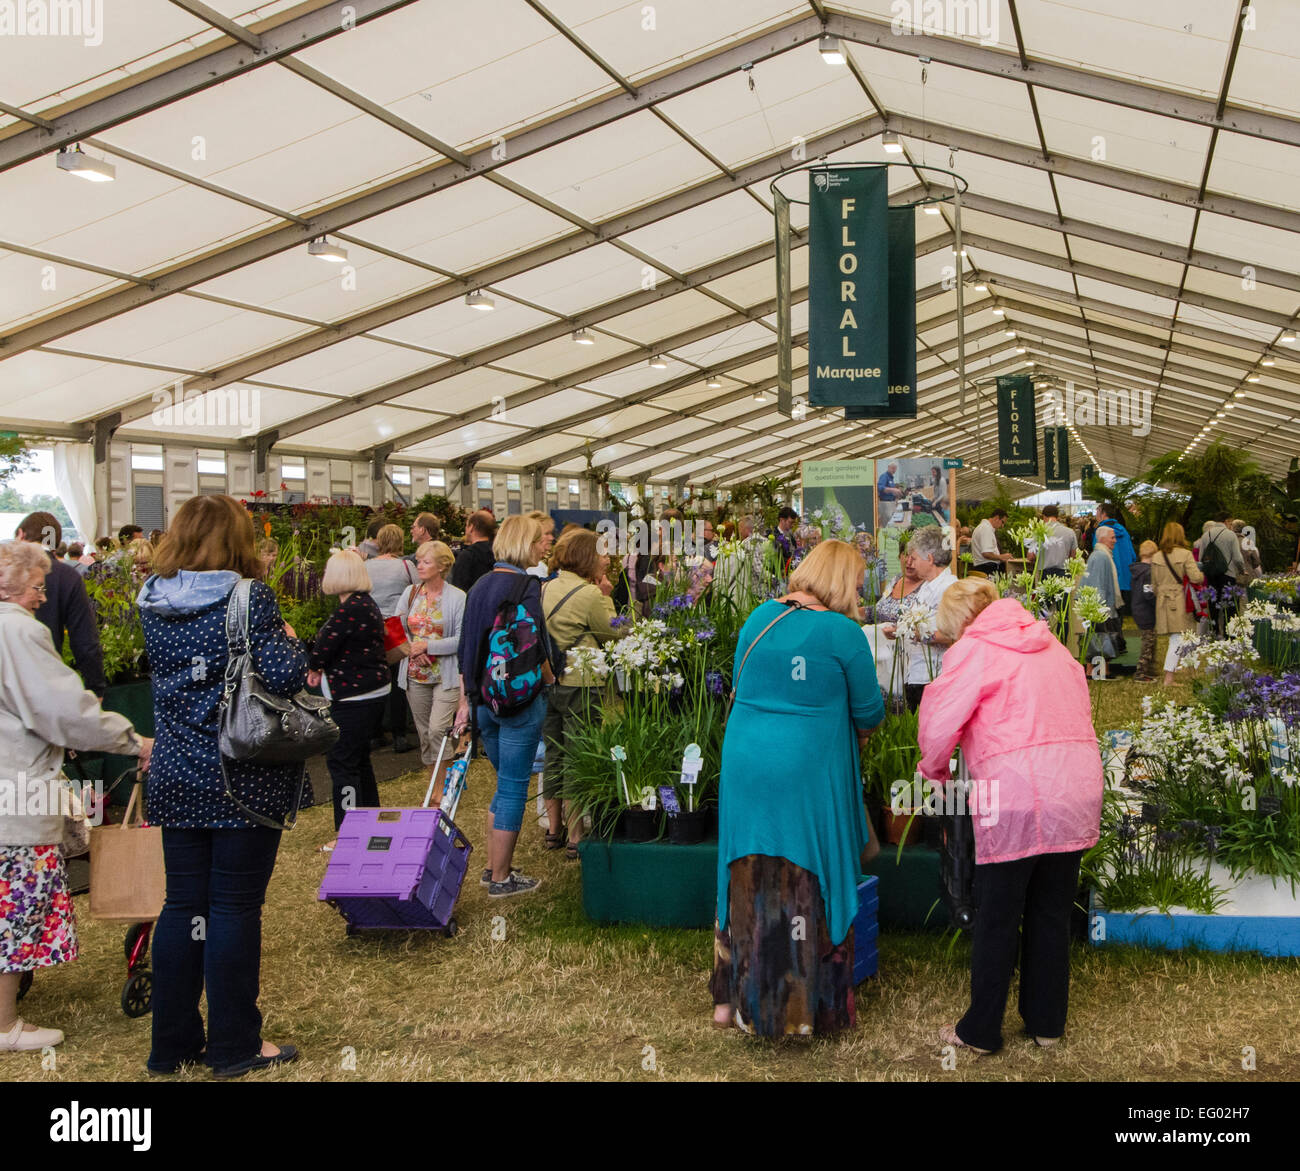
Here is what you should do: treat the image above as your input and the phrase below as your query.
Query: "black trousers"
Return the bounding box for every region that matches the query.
[326,695,387,830]
[384,662,409,739]
[956,849,1083,1052]
[972,561,1003,576]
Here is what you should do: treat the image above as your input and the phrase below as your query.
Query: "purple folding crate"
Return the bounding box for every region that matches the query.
[318,807,472,937]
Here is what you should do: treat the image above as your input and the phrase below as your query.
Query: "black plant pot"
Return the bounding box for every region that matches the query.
[619,808,659,843]
[668,809,709,845]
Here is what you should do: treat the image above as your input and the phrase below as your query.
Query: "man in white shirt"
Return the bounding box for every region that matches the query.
[1029,505,1078,577]
[970,509,1013,575]
[881,525,958,710]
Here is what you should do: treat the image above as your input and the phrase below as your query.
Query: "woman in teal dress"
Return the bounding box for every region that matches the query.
[711,539,885,1036]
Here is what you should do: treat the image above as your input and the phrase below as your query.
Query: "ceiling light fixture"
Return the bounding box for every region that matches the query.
[818,34,846,65]
[923,204,941,215]
[753,388,768,403]
[993,308,1005,316]
[1247,375,1260,383]
[974,283,987,292]
[572,328,595,344]
[56,145,115,182]
[1282,332,1297,344]
[308,237,348,262]
[465,290,494,311]
[1262,358,1275,367]
[882,130,903,154]
[706,375,723,389]
[648,355,668,370]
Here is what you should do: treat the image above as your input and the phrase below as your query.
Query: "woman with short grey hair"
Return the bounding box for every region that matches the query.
[880,525,957,710]
[0,541,152,1053]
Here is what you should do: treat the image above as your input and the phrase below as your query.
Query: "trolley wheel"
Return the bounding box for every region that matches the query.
[16,971,33,1002]
[121,970,153,1018]
[442,917,458,938]
[124,922,149,964]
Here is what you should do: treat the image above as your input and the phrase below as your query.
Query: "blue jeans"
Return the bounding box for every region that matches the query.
[477,695,547,833]
[149,827,281,1072]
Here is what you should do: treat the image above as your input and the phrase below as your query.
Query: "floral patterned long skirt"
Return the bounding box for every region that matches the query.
[711,854,855,1037]
[0,845,78,972]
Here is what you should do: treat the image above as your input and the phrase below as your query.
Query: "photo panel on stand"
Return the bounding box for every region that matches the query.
[873,457,953,577]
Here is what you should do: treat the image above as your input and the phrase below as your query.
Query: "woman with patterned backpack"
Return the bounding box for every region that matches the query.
[455,515,554,898]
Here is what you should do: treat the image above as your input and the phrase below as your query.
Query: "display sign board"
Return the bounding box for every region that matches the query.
[1080,462,1096,484]
[808,168,890,409]
[997,374,1039,476]
[800,460,877,543]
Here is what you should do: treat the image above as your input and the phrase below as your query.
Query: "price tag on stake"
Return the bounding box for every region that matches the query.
[679,743,703,811]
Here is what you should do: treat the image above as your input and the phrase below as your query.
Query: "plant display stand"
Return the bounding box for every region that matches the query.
[862,845,945,932]
[1091,868,1300,957]
[579,839,719,928]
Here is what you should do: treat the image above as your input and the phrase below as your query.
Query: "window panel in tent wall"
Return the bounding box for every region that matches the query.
[352,464,372,508]
[1013,1,1237,97]
[166,450,197,519]
[492,244,665,317]
[494,111,719,223]
[349,179,574,274]
[654,45,874,171]
[229,454,254,500]
[292,0,616,153]
[0,253,121,334]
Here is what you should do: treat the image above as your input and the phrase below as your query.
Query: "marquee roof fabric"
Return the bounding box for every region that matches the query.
[2,0,1297,498]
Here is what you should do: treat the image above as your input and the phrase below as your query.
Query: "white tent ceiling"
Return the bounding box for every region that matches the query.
[1,0,1298,500]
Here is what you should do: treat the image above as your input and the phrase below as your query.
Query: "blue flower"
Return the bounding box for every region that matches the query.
[705,670,725,696]
[610,614,631,629]
[695,628,715,643]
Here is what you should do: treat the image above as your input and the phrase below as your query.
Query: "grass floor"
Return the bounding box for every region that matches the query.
[5,623,1295,1083]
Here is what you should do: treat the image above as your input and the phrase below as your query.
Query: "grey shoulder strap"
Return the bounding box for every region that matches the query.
[225,578,254,656]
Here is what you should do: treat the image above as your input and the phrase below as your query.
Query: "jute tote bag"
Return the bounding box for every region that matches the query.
[89,781,165,922]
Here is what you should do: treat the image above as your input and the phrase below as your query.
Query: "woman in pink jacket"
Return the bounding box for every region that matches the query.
[918,581,1102,1055]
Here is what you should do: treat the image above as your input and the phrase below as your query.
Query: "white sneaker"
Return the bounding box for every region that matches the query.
[0,1019,64,1051]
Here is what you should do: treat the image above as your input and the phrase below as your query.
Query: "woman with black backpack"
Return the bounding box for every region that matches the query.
[455,515,554,898]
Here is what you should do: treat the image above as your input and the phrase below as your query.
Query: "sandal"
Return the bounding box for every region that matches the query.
[938,1025,994,1055]
[564,842,580,860]
[544,830,566,850]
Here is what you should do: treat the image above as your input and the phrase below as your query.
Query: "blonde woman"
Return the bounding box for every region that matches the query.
[712,539,885,1036]
[396,540,468,804]
[525,510,556,578]
[455,515,554,898]
[365,523,417,753]
[1152,522,1205,685]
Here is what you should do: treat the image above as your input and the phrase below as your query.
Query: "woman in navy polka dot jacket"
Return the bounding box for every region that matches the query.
[136,495,307,1079]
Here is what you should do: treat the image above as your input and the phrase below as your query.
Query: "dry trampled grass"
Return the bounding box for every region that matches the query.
[4,748,1297,1083]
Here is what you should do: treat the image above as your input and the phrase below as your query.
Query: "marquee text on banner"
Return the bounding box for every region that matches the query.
[996,374,1038,477]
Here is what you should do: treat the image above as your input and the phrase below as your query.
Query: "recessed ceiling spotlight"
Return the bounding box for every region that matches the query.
[993,308,1005,316]
[1262,358,1275,367]
[706,375,723,389]
[923,204,941,216]
[1247,375,1260,383]
[1282,332,1297,344]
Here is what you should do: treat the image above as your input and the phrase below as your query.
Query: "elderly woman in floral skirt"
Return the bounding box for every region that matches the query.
[0,540,152,1052]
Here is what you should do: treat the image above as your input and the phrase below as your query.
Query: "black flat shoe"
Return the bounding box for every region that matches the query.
[391,737,414,754]
[211,1044,299,1079]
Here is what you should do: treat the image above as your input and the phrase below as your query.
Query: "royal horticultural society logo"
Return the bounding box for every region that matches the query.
[0,1,104,47]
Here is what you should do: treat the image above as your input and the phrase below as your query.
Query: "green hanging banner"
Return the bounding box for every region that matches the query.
[1043,425,1070,489]
[1080,462,1096,485]
[846,205,916,422]
[997,374,1038,476]
[808,167,890,409]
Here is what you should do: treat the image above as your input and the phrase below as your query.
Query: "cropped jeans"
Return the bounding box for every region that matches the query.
[476,693,547,833]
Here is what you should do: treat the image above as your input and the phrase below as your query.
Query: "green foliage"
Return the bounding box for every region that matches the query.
[412,493,466,541]
[81,559,147,684]
[860,708,921,807]
[0,433,33,490]
[958,480,1035,552]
